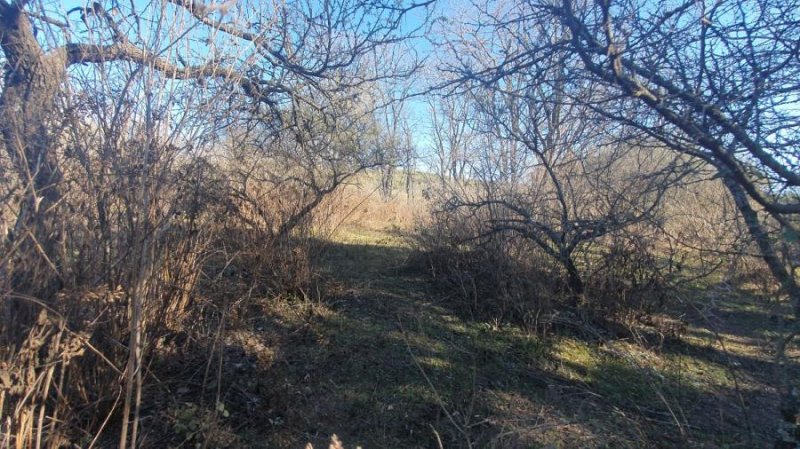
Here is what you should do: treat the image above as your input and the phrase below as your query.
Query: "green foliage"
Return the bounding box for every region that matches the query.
[171,402,237,448]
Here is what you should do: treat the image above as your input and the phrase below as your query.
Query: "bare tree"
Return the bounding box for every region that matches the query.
[223,88,387,243]
[433,4,688,303]
[444,0,799,309]
[377,98,404,200]
[0,0,430,276]
[440,81,686,303]
[428,93,475,184]
[440,0,800,445]
[0,0,431,447]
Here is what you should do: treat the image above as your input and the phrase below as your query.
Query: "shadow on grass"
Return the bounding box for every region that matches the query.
[143,239,784,449]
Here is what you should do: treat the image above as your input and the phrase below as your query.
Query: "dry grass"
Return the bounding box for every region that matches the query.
[154,181,786,449]
[1,168,793,448]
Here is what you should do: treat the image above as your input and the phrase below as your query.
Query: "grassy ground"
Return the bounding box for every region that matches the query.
[149,194,796,449]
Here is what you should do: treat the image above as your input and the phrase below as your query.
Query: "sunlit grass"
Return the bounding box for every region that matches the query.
[224,219,783,448]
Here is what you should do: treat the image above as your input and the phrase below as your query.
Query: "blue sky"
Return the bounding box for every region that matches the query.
[42,0,447,166]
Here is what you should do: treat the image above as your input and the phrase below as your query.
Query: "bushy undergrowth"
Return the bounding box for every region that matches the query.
[411,234,563,334]
[583,232,673,321]
[0,134,343,446]
[411,210,690,336]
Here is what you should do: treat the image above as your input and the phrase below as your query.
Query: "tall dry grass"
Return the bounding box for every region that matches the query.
[0,118,359,448]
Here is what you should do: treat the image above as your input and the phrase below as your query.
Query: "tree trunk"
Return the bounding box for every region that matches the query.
[721,176,800,314]
[561,252,584,306]
[0,4,67,294]
[721,174,800,449]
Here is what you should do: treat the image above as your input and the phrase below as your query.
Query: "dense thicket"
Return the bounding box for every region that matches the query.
[1,0,798,447]
[0,0,426,446]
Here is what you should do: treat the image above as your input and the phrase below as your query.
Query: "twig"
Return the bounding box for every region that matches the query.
[397,316,473,449]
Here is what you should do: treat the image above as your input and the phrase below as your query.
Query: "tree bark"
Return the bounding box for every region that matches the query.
[721,174,800,449]
[0,4,68,293]
[561,252,584,304]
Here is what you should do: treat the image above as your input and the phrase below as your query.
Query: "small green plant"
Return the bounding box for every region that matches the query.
[171,402,237,448]
[173,403,203,439]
